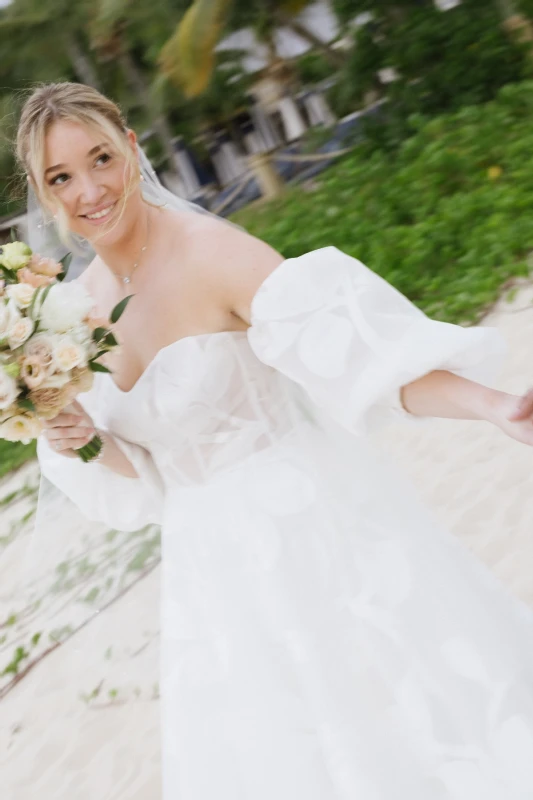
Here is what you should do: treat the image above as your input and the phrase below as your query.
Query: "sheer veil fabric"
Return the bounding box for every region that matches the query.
[3,147,533,799]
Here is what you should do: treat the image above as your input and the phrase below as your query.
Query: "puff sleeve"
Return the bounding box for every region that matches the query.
[247,247,506,435]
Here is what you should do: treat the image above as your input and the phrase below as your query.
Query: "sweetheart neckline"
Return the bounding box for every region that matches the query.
[106,330,249,395]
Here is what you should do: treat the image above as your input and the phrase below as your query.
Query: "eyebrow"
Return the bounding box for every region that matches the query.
[44,143,108,176]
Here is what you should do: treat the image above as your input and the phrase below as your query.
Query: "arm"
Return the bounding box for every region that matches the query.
[401,371,533,446]
[210,233,533,447]
[44,400,140,477]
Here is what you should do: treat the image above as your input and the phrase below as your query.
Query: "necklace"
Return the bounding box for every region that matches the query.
[109,211,151,286]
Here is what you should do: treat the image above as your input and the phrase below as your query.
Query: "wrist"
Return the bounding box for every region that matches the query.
[473,386,509,425]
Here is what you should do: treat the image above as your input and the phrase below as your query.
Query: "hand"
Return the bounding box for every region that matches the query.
[489,388,533,447]
[43,400,97,459]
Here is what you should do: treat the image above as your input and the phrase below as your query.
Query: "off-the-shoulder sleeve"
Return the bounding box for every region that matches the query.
[247,247,506,434]
[37,384,164,532]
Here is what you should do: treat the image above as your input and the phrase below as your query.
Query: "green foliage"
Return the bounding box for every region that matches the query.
[232,82,533,325]
[331,0,531,140]
[0,439,37,479]
[294,50,337,87]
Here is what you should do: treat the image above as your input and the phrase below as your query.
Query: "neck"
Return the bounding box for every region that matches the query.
[93,199,153,280]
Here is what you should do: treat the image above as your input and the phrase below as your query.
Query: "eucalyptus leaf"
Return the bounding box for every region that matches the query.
[92,327,107,343]
[57,253,72,283]
[18,398,36,413]
[110,294,134,324]
[89,361,112,374]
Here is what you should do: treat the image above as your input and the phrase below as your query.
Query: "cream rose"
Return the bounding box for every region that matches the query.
[52,336,86,373]
[0,369,18,411]
[8,317,34,349]
[0,413,43,443]
[20,356,47,389]
[0,241,32,271]
[6,282,36,309]
[24,333,55,371]
[39,283,94,334]
[40,370,74,389]
[0,404,17,423]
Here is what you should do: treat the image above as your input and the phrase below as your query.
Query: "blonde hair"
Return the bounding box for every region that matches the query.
[16,82,139,248]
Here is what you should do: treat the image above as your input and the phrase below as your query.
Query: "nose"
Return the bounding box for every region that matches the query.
[77,172,106,209]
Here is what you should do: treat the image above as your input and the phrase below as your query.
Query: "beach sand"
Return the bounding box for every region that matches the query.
[2,283,533,799]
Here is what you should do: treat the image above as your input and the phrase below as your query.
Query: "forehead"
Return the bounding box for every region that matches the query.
[44,120,104,167]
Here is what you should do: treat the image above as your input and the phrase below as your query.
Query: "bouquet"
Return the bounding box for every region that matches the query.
[0,236,131,462]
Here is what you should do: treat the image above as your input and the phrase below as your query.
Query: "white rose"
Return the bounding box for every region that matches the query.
[0,413,43,444]
[6,282,36,310]
[8,317,34,349]
[52,336,86,372]
[0,241,32,271]
[0,299,20,340]
[0,369,18,411]
[39,283,94,334]
[70,323,93,348]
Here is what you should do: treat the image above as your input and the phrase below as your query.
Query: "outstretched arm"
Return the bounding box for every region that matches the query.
[401,371,533,446]
[210,228,533,446]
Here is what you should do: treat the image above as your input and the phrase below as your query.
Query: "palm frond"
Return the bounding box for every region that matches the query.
[159,0,233,98]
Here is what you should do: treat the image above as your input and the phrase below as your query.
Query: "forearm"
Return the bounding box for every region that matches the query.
[97,431,140,478]
[400,369,504,423]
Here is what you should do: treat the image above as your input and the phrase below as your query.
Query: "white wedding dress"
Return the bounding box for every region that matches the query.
[37,247,533,799]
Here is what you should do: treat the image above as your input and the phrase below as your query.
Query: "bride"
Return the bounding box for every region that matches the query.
[15,81,533,798]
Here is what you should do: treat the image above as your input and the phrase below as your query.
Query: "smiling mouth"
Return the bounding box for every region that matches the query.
[81,202,117,220]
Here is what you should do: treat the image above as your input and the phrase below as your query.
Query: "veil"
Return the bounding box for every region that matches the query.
[1,144,238,796]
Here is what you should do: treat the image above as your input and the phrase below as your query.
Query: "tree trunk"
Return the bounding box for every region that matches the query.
[117,48,179,175]
[248,152,284,200]
[280,18,346,69]
[65,33,102,89]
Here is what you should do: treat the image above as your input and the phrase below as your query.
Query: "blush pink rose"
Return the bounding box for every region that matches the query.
[29,255,63,278]
[18,267,54,288]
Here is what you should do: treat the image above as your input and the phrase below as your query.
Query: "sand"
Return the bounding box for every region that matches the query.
[2,283,533,800]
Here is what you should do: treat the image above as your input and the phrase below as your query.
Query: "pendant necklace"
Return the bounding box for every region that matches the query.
[109,210,151,288]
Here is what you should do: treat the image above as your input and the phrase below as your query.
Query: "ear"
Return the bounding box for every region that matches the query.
[125,128,137,155]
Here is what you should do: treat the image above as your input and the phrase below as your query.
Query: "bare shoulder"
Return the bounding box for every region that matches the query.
[183,213,285,324]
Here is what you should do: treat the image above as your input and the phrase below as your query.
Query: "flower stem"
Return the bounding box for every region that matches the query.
[76,434,103,463]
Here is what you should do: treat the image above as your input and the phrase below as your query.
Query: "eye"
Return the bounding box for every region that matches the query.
[95,152,112,166]
[49,172,69,187]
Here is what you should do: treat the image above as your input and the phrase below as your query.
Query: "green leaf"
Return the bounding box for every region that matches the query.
[28,285,42,320]
[110,294,134,324]
[39,283,53,309]
[103,332,118,348]
[57,253,72,282]
[1,266,17,283]
[92,327,107,343]
[89,361,112,373]
[18,398,36,413]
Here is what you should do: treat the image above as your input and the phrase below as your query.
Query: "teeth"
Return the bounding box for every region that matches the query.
[86,204,114,220]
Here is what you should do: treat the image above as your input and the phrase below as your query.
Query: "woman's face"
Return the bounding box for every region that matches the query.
[42,119,139,245]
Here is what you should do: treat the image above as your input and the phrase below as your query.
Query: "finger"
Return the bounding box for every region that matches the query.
[44,413,86,429]
[47,426,96,442]
[508,389,533,421]
[50,433,94,453]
